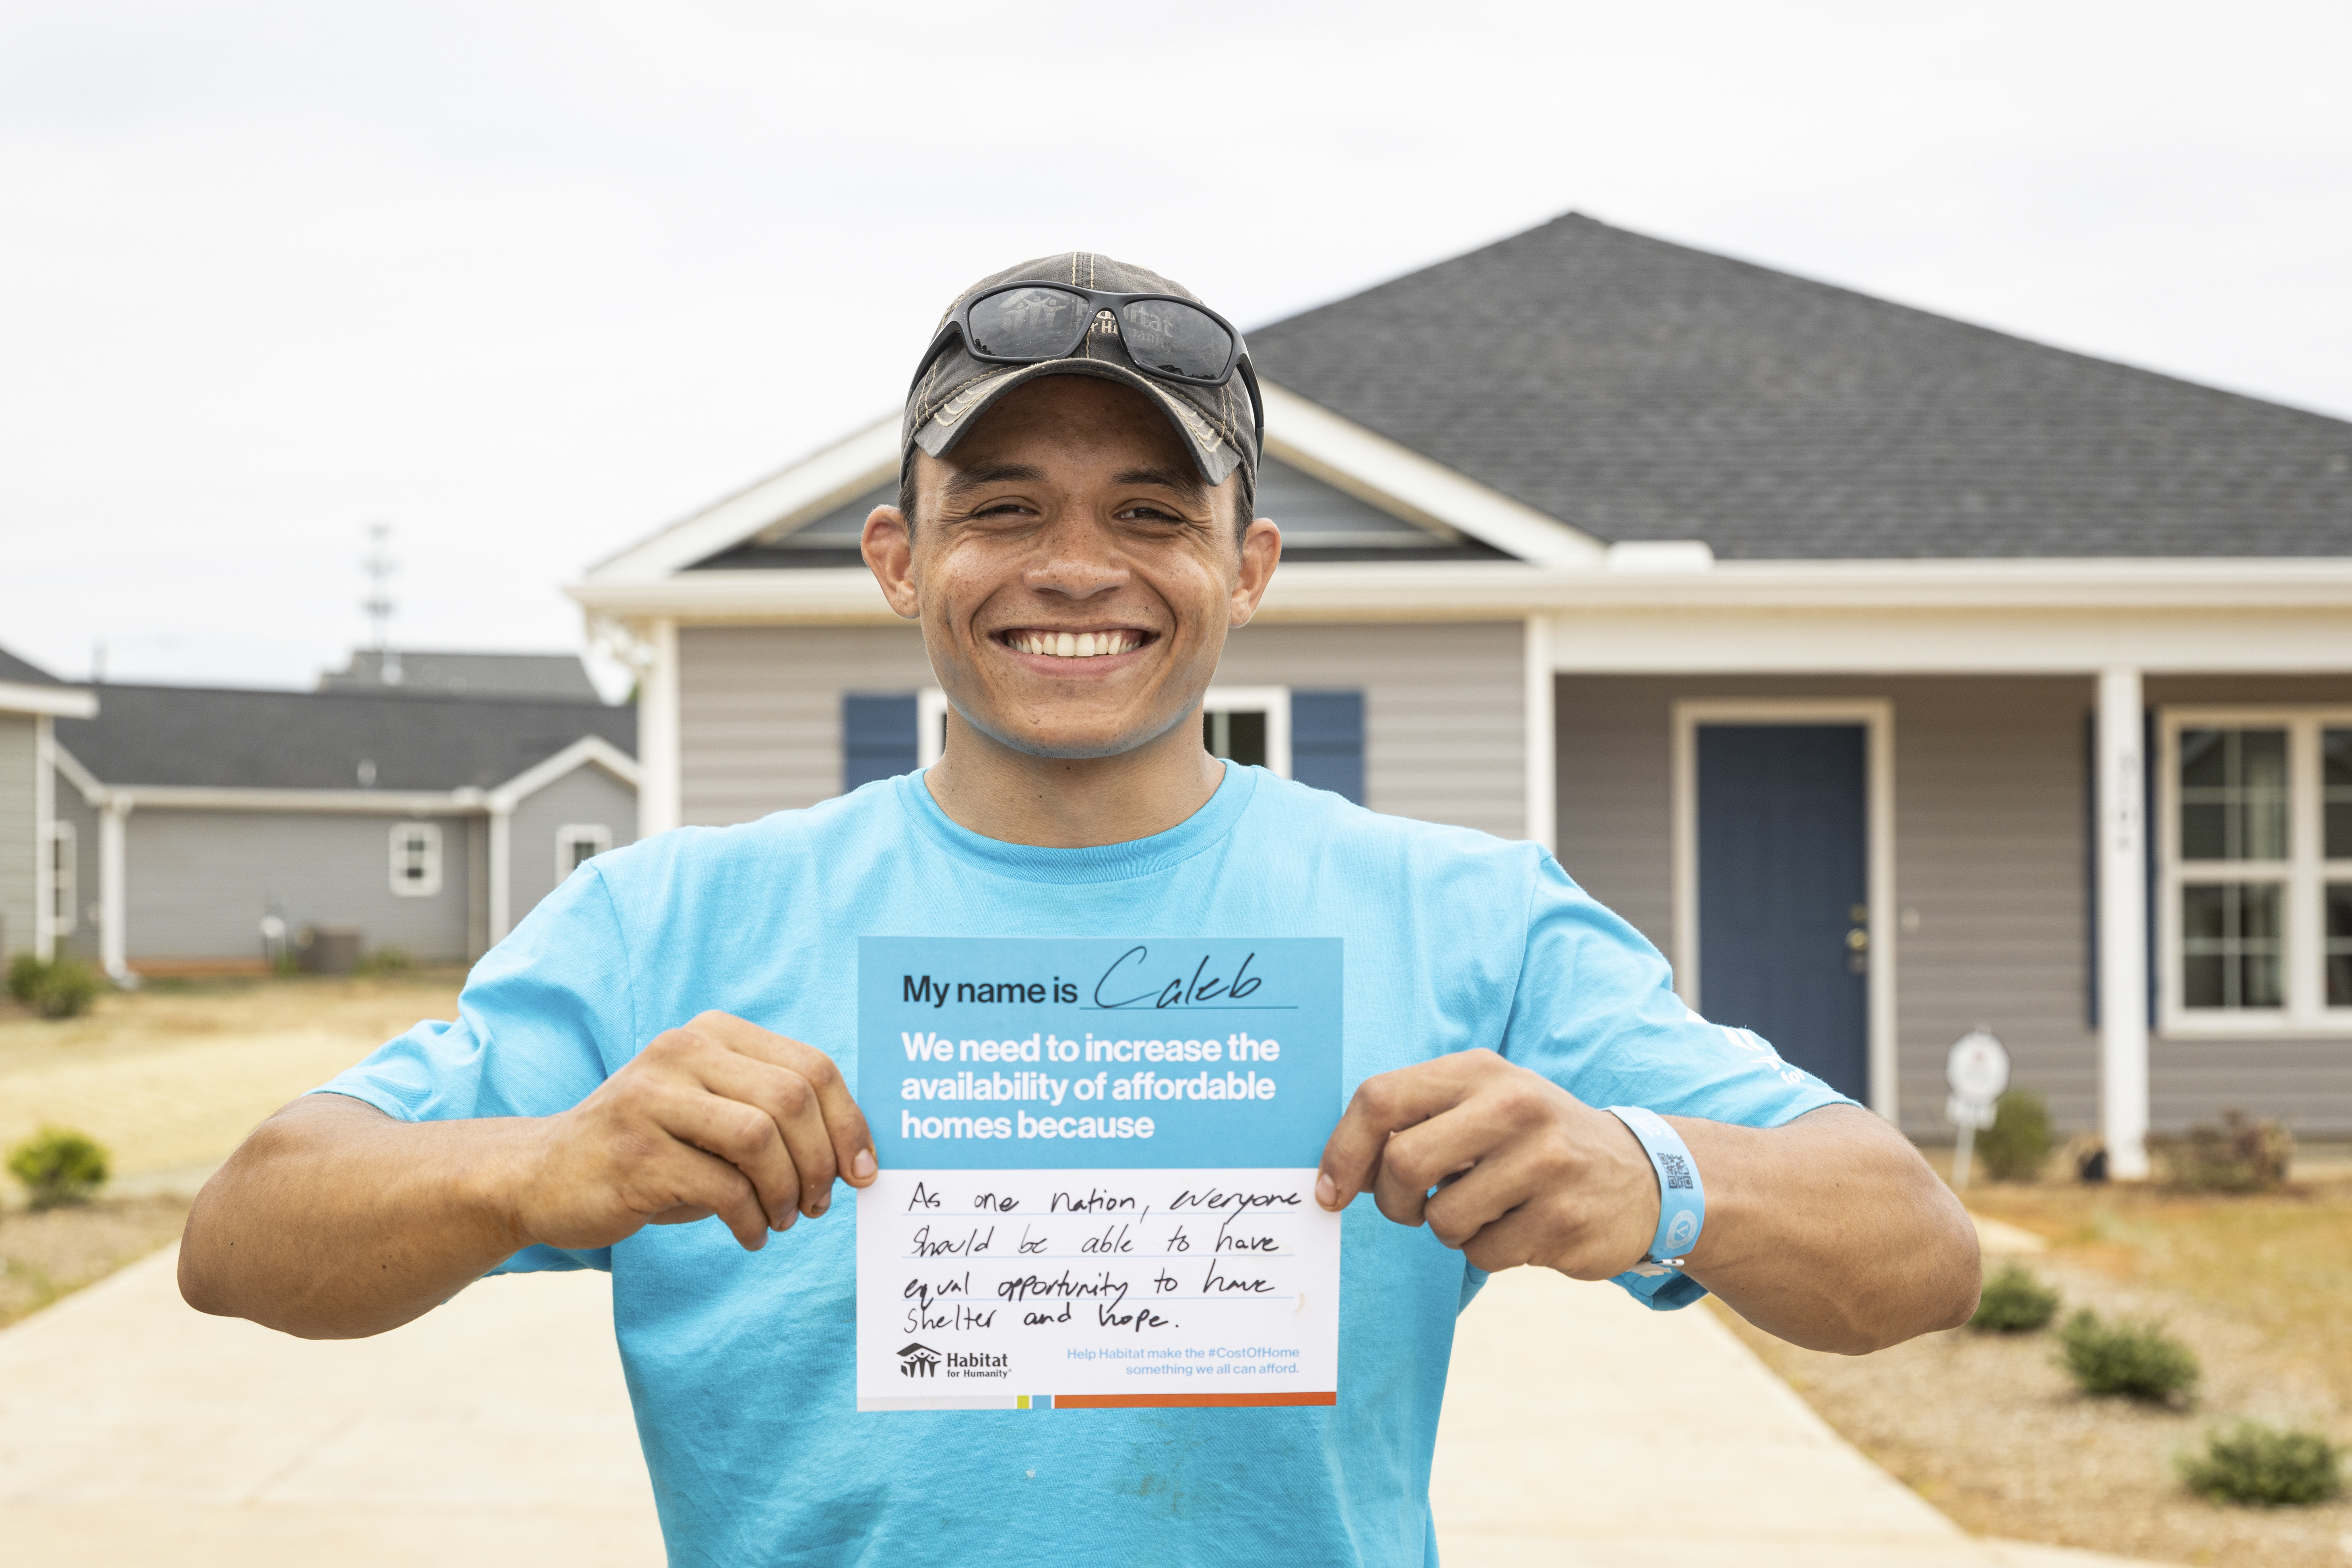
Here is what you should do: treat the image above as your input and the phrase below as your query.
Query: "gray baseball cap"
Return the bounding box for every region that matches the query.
[902,252,1260,499]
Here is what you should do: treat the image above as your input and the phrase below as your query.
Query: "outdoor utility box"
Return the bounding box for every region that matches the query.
[297,922,363,975]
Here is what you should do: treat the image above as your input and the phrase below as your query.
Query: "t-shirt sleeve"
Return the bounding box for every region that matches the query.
[1498,851,1859,1310]
[308,862,640,1275]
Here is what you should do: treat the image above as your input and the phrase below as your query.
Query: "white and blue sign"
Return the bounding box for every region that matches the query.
[860,936,1343,1171]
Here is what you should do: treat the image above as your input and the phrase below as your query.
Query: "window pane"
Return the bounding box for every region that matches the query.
[2179,882,2285,1009]
[1202,709,1268,769]
[2326,729,2352,861]
[2329,882,2352,1009]
[2177,727,2289,861]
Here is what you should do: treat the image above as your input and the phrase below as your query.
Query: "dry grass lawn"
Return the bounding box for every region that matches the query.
[1719,1176,2352,1568]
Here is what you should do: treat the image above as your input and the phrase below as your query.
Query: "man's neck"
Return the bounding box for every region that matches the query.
[922,714,1225,848]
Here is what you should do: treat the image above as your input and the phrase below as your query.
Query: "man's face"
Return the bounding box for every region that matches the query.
[863,375,1278,762]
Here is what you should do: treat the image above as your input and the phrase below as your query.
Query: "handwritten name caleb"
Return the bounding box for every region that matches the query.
[900,947,1267,1013]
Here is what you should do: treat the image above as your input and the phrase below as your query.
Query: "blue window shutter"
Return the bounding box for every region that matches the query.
[842,694,918,793]
[1291,690,1364,804]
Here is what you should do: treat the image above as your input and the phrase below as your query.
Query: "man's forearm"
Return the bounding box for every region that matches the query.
[180,1094,533,1339]
[1675,1104,1980,1353]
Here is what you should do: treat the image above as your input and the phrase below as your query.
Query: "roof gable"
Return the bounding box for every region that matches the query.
[1249,213,2352,560]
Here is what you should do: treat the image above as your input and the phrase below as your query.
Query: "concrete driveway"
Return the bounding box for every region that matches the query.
[0,1242,2165,1566]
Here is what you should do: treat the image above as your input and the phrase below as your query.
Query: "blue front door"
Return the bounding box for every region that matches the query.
[1696,724,1869,1101]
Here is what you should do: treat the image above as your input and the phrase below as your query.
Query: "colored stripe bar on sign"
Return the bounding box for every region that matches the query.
[1053,1391,1337,1410]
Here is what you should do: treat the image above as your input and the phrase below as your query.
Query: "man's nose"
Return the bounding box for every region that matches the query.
[1022,515,1129,598]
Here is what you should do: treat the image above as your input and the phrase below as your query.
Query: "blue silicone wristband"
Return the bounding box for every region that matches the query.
[1607,1106,1705,1265]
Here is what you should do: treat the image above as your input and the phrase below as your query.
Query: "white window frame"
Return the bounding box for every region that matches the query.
[2157,707,2352,1036]
[916,685,1292,778]
[47,821,77,936]
[389,821,444,898]
[555,822,614,882]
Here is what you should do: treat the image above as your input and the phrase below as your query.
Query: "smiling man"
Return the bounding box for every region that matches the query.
[181,253,1979,1566]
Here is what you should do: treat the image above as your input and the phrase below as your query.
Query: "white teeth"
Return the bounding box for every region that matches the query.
[1014,631,1136,658]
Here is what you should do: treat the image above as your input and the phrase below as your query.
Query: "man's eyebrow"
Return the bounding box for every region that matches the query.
[941,461,1046,497]
[1111,466,1208,501]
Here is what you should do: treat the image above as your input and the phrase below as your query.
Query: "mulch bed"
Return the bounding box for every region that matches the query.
[0,1195,192,1331]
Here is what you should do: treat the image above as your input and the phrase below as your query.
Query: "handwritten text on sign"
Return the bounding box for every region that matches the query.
[856,937,1342,1411]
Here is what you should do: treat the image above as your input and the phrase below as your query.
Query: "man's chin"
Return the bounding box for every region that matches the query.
[960,707,1195,764]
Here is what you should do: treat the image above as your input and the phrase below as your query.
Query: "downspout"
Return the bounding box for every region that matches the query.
[488,796,513,946]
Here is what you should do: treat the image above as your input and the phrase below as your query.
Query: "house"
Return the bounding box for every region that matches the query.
[48,675,637,976]
[567,214,2352,1172]
[0,645,98,964]
[319,648,606,701]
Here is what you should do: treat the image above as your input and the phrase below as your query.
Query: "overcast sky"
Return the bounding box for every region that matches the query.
[4,1,2347,695]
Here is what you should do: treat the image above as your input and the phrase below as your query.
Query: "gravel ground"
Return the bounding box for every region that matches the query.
[0,1195,192,1330]
[1716,1250,2352,1567]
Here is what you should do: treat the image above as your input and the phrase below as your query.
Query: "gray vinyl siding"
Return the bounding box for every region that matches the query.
[1213,621,1525,838]
[0,715,31,957]
[679,626,935,825]
[2142,675,2352,1134]
[508,764,639,925]
[1554,672,2352,1139]
[676,621,1528,839]
[124,809,473,964]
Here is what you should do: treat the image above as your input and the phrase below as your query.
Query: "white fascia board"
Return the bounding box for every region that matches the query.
[582,415,900,586]
[564,555,2352,624]
[111,786,483,815]
[487,734,642,810]
[0,680,97,719]
[50,743,106,803]
[1258,381,1605,568]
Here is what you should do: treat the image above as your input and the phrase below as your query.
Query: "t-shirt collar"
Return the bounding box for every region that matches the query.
[893,761,1256,885]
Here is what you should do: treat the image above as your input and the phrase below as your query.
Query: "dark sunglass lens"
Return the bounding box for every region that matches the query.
[967,287,1089,360]
[1117,299,1232,381]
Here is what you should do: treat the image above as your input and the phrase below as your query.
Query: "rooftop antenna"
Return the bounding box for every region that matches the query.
[363,521,401,685]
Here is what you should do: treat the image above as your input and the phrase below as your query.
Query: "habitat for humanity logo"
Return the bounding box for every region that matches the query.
[898,1342,942,1379]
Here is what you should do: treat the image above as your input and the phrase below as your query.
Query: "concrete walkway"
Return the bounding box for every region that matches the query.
[0,1245,2171,1566]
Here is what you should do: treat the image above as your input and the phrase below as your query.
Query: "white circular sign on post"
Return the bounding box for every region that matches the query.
[1946,1028,2010,1104]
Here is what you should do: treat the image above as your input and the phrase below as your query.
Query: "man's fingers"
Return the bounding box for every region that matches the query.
[648,1080,804,1231]
[626,1135,775,1252]
[1316,1050,1510,1211]
[685,1013,877,1192]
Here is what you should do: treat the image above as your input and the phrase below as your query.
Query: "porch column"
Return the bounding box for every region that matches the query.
[2096,666,2150,1178]
[1523,615,1556,851]
[99,793,132,984]
[488,803,513,946]
[637,618,681,838]
[32,716,55,960]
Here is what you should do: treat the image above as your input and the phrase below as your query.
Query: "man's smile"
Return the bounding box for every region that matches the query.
[992,627,1154,661]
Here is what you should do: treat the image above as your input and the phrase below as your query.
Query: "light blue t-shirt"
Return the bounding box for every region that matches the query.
[317,766,1847,1567]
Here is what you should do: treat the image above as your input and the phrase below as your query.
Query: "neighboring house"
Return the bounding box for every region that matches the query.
[569,213,2352,1169]
[49,679,637,976]
[0,644,97,963]
[320,648,605,701]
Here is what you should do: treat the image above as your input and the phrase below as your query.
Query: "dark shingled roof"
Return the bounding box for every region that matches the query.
[56,685,635,792]
[0,644,67,687]
[1248,213,2352,560]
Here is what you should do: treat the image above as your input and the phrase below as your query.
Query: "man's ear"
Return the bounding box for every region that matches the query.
[1229,517,1282,628]
[862,506,921,620]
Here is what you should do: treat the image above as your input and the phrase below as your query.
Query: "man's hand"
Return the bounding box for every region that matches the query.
[181,1011,878,1339]
[511,1011,877,1255]
[1314,1049,1656,1280]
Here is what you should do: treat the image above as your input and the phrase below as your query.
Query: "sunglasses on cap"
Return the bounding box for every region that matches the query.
[916,282,1265,449]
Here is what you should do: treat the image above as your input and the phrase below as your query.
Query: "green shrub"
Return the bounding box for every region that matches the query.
[356,946,413,977]
[1970,1261,2061,1332]
[2151,1110,2295,1193]
[6,1126,111,1210]
[2181,1422,2343,1506]
[2059,1309,2200,1404]
[2,955,101,1018]
[1976,1089,2055,1182]
[5,952,42,1003]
